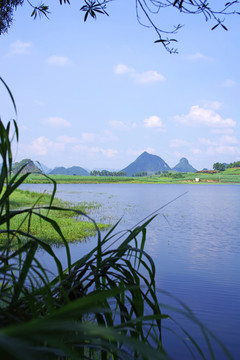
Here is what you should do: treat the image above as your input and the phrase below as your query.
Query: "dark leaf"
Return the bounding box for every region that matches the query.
[221,24,228,31]
[211,23,219,30]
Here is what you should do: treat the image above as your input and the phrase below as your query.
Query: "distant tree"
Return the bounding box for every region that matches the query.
[213,162,225,171]
[172,172,184,179]
[1,1,239,53]
[0,0,23,35]
[91,170,100,176]
[226,161,240,168]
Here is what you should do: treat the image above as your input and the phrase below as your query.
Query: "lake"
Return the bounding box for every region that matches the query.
[20,183,240,359]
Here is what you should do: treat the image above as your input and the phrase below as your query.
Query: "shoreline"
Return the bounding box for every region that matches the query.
[18,170,240,185]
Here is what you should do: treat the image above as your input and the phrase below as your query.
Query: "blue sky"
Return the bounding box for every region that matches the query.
[1,1,240,171]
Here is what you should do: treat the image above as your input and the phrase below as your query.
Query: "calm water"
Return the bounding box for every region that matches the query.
[20,183,240,359]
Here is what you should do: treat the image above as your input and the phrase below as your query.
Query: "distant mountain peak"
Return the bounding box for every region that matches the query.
[49,166,89,176]
[121,151,171,176]
[12,159,42,175]
[172,157,197,172]
[179,157,188,162]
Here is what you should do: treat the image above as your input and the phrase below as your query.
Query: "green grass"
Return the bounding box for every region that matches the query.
[8,188,101,212]
[0,210,109,244]
[20,171,240,184]
[0,188,110,244]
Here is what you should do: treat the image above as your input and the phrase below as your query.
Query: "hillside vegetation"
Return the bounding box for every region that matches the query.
[12,159,42,174]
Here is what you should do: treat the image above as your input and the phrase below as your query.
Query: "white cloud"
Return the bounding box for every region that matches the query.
[57,135,78,144]
[143,115,164,129]
[10,40,32,54]
[114,64,166,84]
[81,132,96,142]
[92,148,118,158]
[134,70,166,84]
[80,130,118,143]
[24,136,64,156]
[199,138,217,146]
[203,101,223,111]
[101,130,119,142]
[114,64,132,75]
[109,120,126,129]
[207,146,240,156]
[220,79,237,88]
[184,52,213,61]
[108,120,137,130]
[198,136,239,157]
[46,55,72,66]
[191,148,202,155]
[72,145,118,158]
[43,117,71,128]
[211,128,234,135]
[170,139,190,148]
[174,105,236,128]
[220,135,238,144]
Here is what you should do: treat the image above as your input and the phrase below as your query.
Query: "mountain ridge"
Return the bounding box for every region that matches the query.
[172,157,197,172]
[12,159,42,175]
[49,166,89,176]
[13,153,198,176]
[121,151,171,176]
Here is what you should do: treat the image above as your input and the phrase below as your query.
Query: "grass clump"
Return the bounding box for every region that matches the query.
[0,188,109,244]
[0,209,109,244]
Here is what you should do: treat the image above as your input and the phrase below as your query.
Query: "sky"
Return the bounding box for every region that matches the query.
[0,0,240,172]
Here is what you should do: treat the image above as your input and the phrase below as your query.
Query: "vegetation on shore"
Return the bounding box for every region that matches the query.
[19,167,240,185]
[0,188,109,244]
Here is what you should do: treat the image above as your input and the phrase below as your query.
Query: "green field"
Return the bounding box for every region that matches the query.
[21,168,240,184]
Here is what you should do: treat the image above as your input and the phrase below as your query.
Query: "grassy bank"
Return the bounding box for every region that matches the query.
[21,168,240,184]
[0,188,110,244]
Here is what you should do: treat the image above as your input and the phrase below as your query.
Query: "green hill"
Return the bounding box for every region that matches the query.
[121,151,171,176]
[172,157,197,172]
[49,166,89,176]
[12,159,42,175]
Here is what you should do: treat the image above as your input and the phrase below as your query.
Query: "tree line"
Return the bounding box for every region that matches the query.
[213,161,240,171]
[132,171,148,177]
[90,170,126,176]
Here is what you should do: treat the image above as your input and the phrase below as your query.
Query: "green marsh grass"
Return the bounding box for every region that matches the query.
[0,188,109,244]
[0,208,109,244]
